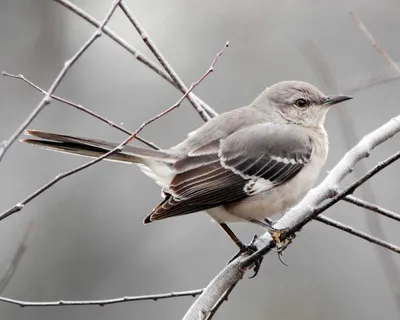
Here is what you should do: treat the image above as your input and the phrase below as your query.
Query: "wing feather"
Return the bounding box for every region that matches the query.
[145,123,313,223]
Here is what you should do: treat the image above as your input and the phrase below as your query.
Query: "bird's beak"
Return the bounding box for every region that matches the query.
[323,94,353,106]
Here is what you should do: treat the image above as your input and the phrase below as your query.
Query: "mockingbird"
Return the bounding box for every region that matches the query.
[22,81,352,256]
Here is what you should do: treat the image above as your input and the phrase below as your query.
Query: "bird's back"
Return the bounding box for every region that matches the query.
[169,106,278,156]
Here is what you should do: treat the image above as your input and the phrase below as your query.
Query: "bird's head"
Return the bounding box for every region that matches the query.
[252,80,352,128]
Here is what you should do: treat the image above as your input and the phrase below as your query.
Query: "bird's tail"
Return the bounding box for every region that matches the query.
[21,129,176,164]
[22,129,178,188]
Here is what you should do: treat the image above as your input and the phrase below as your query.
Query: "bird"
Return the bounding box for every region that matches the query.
[22,81,352,256]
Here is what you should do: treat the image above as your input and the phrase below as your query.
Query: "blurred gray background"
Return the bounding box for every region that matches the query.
[0,0,400,319]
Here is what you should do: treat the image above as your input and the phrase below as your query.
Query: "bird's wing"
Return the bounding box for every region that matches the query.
[145,123,313,223]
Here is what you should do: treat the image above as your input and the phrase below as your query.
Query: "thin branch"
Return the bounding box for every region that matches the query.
[0,289,203,307]
[343,195,400,223]
[315,215,400,254]
[118,1,214,122]
[0,224,32,294]
[183,115,400,320]
[0,0,122,162]
[349,11,400,75]
[0,42,228,223]
[2,72,159,150]
[52,0,218,119]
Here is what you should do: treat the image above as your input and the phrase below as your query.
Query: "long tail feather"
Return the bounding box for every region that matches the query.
[21,129,176,164]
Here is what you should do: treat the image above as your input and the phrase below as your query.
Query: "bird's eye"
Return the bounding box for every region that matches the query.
[295,99,308,108]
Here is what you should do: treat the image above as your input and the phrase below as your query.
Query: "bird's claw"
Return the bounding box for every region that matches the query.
[228,235,263,279]
[270,232,296,266]
[278,251,289,266]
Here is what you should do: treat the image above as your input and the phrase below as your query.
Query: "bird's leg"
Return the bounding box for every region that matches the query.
[218,223,246,249]
[219,223,263,278]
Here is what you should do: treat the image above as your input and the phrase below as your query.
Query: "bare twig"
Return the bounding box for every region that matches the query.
[0,224,32,294]
[0,289,203,307]
[315,215,400,253]
[0,43,228,223]
[52,0,218,119]
[2,72,159,150]
[344,195,400,223]
[118,1,214,122]
[0,0,122,162]
[183,115,400,320]
[349,11,400,75]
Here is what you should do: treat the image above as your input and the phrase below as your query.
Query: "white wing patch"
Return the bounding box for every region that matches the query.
[244,178,274,196]
[271,156,304,165]
[271,156,297,164]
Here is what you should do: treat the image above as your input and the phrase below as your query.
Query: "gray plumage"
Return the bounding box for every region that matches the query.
[21,81,352,226]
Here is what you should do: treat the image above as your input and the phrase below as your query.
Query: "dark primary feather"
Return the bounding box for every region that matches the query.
[145,123,312,222]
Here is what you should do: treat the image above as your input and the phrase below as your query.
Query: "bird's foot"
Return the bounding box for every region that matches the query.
[228,235,263,279]
[270,232,296,266]
[250,219,292,266]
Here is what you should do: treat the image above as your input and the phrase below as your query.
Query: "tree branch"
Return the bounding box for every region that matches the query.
[343,195,400,223]
[315,215,400,253]
[183,115,400,319]
[349,11,400,75]
[0,0,122,162]
[2,72,159,150]
[0,289,203,307]
[52,0,218,120]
